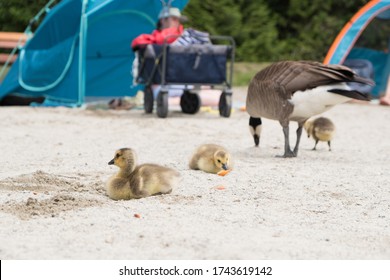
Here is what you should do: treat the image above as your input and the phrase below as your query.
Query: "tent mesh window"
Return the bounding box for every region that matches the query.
[355,17,390,52]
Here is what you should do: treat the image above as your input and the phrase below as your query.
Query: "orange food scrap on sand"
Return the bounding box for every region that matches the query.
[134,213,141,218]
[215,185,225,190]
[217,169,231,176]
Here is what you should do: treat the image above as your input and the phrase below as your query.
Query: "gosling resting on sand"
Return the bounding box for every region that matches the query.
[189,144,232,174]
[106,148,180,200]
[304,117,335,151]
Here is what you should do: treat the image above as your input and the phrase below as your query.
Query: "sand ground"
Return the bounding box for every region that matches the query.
[0,87,389,259]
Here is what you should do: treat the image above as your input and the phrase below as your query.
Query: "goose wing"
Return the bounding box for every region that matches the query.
[251,61,374,100]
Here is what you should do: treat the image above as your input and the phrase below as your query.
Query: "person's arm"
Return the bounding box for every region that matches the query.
[153,25,183,44]
[131,25,183,50]
[131,34,155,50]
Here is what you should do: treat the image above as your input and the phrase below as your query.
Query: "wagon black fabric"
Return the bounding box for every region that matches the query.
[138,44,229,84]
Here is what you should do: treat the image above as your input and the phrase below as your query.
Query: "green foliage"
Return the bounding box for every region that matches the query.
[0,0,374,62]
[183,0,370,62]
[271,0,368,60]
[184,0,242,38]
[236,0,280,61]
[0,0,56,31]
[233,62,270,86]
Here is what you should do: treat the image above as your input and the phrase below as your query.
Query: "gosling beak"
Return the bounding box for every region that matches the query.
[222,163,228,170]
[108,159,115,165]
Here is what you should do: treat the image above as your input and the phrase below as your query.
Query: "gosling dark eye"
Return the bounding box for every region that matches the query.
[217,160,221,163]
[115,154,120,158]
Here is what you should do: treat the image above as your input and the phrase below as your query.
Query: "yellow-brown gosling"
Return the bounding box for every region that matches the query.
[106,148,180,200]
[189,144,232,174]
[304,117,335,151]
[246,61,372,157]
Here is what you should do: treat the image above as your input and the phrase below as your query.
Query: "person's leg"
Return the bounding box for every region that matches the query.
[380,76,390,106]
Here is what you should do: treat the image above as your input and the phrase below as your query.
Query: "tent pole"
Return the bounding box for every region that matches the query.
[78,0,89,106]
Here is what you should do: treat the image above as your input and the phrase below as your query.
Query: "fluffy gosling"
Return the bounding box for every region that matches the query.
[304,117,335,151]
[189,144,232,174]
[106,148,180,200]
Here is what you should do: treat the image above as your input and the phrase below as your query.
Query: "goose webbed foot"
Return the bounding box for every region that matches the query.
[312,140,319,150]
[284,150,296,158]
[276,149,296,158]
[254,135,259,147]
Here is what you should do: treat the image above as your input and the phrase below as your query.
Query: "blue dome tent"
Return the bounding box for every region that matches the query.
[0,0,188,106]
[324,0,390,97]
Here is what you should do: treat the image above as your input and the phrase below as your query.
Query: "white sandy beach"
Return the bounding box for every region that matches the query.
[0,87,389,259]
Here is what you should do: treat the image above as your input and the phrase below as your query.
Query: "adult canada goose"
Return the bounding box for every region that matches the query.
[304,117,335,151]
[106,148,180,200]
[189,144,232,174]
[246,60,373,157]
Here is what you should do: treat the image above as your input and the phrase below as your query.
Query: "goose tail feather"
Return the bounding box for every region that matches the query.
[328,89,371,101]
[350,75,375,86]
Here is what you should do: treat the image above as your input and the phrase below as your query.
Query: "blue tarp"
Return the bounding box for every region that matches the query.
[0,0,188,106]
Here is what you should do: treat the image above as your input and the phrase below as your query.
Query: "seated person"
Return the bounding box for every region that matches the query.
[130,6,209,80]
[131,7,186,50]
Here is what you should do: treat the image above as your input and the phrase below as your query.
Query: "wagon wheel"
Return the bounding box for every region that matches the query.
[180,90,201,114]
[144,86,154,113]
[156,90,169,118]
[219,90,232,118]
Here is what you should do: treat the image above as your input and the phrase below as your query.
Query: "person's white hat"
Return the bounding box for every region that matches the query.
[158,7,187,22]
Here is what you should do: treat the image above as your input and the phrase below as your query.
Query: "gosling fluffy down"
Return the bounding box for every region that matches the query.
[304,117,335,151]
[106,148,180,200]
[189,144,232,174]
